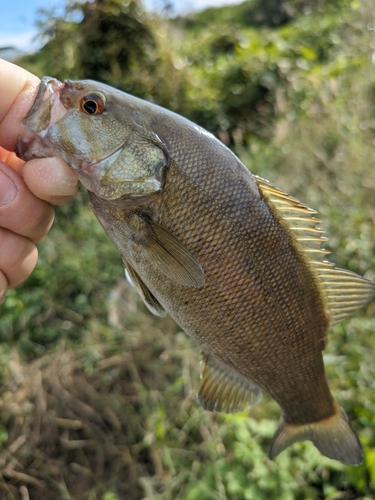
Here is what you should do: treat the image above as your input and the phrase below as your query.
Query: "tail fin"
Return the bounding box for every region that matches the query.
[269,403,363,465]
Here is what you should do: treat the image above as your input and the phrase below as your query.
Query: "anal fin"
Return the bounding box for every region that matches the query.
[269,403,363,465]
[123,258,166,317]
[198,354,262,413]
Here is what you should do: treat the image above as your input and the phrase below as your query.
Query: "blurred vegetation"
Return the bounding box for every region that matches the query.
[0,0,375,498]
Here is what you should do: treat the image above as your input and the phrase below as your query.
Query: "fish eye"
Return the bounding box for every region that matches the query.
[80,93,106,115]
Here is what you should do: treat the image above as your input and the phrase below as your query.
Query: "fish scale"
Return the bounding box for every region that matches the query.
[18,77,374,465]
[153,161,329,408]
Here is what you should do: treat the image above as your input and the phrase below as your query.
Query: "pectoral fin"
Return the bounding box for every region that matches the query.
[141,218,205,288]
[123,258,166,317]
[198,354,262,413]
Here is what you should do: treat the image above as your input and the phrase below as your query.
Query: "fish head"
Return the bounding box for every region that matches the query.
[18,77,169,200]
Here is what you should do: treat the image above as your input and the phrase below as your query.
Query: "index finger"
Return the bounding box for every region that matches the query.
[0,59,40,152]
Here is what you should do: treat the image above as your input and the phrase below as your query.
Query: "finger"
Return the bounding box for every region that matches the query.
[0,60,40,152]
[0,270,7,305]
[0,227,38,289]
[22,157,79,206]
[0,161,54,242]
[0,147,24,172]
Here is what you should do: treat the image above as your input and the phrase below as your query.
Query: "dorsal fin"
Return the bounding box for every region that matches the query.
[255,176,374,326]
[198,354,262,413]
[314,262,374,326]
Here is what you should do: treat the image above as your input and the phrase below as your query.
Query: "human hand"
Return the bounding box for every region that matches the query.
[0,59,79,304]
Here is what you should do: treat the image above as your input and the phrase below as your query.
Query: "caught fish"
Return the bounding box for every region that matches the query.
[18,77,374,465]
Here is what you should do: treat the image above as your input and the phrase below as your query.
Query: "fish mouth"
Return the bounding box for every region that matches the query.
[24,77,63,117]
[21,77,68,135]
[18,77,70,161]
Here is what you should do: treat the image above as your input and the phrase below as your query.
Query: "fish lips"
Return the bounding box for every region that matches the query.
[17,77,68,161]
[23,77,67,131]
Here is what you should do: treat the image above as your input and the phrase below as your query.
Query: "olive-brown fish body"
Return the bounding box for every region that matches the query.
[18,78,375,465]
[91,113,331,423]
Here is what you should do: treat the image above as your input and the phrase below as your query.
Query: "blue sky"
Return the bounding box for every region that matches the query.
[0,0,242,51]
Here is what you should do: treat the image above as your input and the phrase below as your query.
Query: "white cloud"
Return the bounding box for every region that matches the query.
[0,30,39,52]
[143,0,243,15]
[191,0,243,10]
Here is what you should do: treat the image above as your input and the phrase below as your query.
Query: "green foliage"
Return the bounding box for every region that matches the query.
[180,0,292,30]
[22,0,156,91]
[3,0,375,498]
[76,0,155,88]
[0,190,121,357]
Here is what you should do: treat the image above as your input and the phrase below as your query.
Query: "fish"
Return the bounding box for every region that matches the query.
[17,77,375,465]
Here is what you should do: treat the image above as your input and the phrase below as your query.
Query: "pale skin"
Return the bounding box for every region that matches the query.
[0,59,79,304]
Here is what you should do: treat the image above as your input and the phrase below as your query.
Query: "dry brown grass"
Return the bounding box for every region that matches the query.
[0,280,202,500]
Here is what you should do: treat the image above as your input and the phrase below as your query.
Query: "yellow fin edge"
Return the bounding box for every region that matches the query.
[255,176,374,326]
[269,403,363,465]
[198,354,262,413]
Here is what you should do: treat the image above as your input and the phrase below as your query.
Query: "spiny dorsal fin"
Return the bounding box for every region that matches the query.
[255,176,374,326]
[198,354,262,413]
[143,219,205,288]
[123,258,166,317]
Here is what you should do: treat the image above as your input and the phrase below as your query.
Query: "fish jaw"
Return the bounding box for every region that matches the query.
[23,76,65,132]
[17,77,68,161]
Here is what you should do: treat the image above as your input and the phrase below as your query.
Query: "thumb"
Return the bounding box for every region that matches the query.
[21,157,79,206]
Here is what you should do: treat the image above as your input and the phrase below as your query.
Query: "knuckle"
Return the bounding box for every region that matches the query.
[0,228,38,288]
